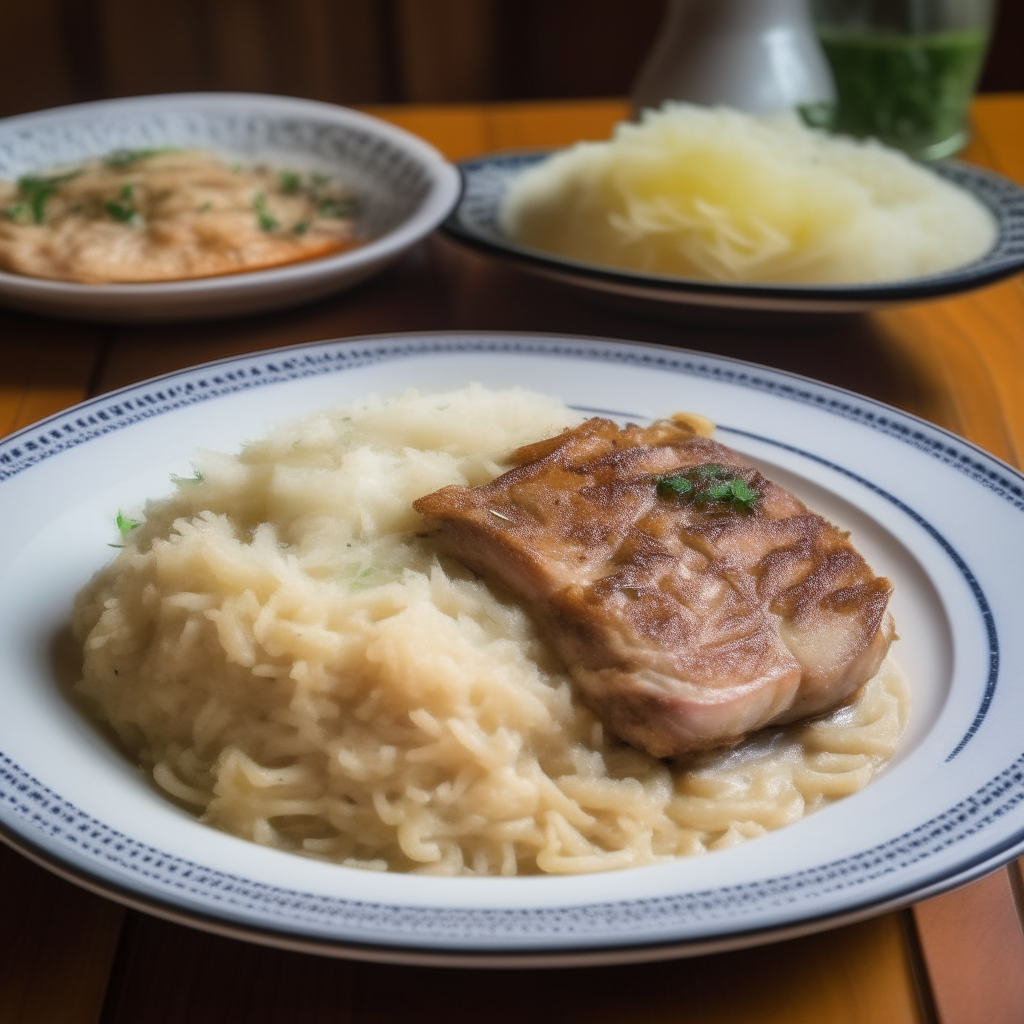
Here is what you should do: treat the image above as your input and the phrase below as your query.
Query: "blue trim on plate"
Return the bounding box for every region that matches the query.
[4,745,1024,951]
[721,426,998,762]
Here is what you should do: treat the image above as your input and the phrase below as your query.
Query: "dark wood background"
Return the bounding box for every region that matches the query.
[2,0,1021,120]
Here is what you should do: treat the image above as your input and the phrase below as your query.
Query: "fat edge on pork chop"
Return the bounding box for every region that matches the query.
[413,416,895,759]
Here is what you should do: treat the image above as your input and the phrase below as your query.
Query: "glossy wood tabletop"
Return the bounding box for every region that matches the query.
[1,96,1023,1024]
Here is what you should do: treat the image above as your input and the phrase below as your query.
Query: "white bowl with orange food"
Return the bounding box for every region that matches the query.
[0,93,461,322]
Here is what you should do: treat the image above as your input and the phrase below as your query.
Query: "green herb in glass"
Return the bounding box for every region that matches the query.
[253,192,278,231]
[17,170,82,224]
[819,28,988,158]
[656,463,761,513]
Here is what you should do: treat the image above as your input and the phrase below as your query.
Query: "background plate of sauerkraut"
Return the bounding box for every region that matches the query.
[1,332,1023,967]
[443,133,1024,314]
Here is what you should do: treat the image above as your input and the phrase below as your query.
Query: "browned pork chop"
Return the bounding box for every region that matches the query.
[413,417,895,758]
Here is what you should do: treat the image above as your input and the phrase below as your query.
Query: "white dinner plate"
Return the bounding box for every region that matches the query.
[0,94,461,322]
[443,153,1024,314]
[1,332,1023,968]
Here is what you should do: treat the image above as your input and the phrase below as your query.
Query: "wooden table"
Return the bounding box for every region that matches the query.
[2,96,1023,1024]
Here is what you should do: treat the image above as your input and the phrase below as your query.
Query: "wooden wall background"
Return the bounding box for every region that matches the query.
[1,0,1021,120]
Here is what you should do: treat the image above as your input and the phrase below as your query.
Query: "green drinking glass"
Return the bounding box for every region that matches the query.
[811,0,996,159]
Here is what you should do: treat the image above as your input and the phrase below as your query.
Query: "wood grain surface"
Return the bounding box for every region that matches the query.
[0,96,1022,1024]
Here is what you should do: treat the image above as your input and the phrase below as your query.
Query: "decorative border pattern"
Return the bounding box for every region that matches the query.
[4,746,1024,950]
[2,333,1023,953]
[445,154,1024,302]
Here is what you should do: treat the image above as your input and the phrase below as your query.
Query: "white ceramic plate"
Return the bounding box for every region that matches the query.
[443,153,1024,314]
[0,94,461,322]
[2,332,1023,968]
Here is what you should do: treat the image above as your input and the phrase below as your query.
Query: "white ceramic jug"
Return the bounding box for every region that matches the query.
[631,0,835,114]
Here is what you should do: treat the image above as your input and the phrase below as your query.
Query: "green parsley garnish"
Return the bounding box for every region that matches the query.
[656,463,760,513]
[170,468,205,485]
[279,171,301,194]
[108,510,141,546]
[5,203,29,223]
[17,170,81,224]
[116,511,140,534]
[198,201,213,213]
[318,198,354,219]
[104,148,168,169]
[310,172,332,187]
[292,220,309,235]
[104,183,138,223]
[253,192,278,231]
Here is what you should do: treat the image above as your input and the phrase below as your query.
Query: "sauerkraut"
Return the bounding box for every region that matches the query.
[500,103,996,285]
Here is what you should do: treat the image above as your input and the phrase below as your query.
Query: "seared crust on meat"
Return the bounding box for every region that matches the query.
[413,417,894,758]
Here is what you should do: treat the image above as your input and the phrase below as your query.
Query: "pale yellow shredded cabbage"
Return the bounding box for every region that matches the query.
[500,103,996,285]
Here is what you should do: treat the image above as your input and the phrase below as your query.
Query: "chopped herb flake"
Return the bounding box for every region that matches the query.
[310,172,332,187]
[104,185,139,223]
[292,220,309,235]
[17,170,81,224]
[170,468,205,485]
[5,203,29,223]
[253,192,278,231]
[279,171,301,194]
[658,475,693,498]
[656,463,761,513]
[198,201,213,212]
[116,511,140,536]
[318,198,354,219]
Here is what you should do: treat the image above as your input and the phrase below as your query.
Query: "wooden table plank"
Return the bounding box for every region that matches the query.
[964,94,1024,182]
[0,844,123,1024]
[914,867,1024,1024]
[360,98,630,158]
[93,908,923,1024]
[0,311,106,436]
[873,291,1022,464]
[484,97,628,150]
[360,103,491,161]
[98,914,356,1024]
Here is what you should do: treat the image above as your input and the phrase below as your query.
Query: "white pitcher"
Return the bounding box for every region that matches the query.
[631,0,836,115]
